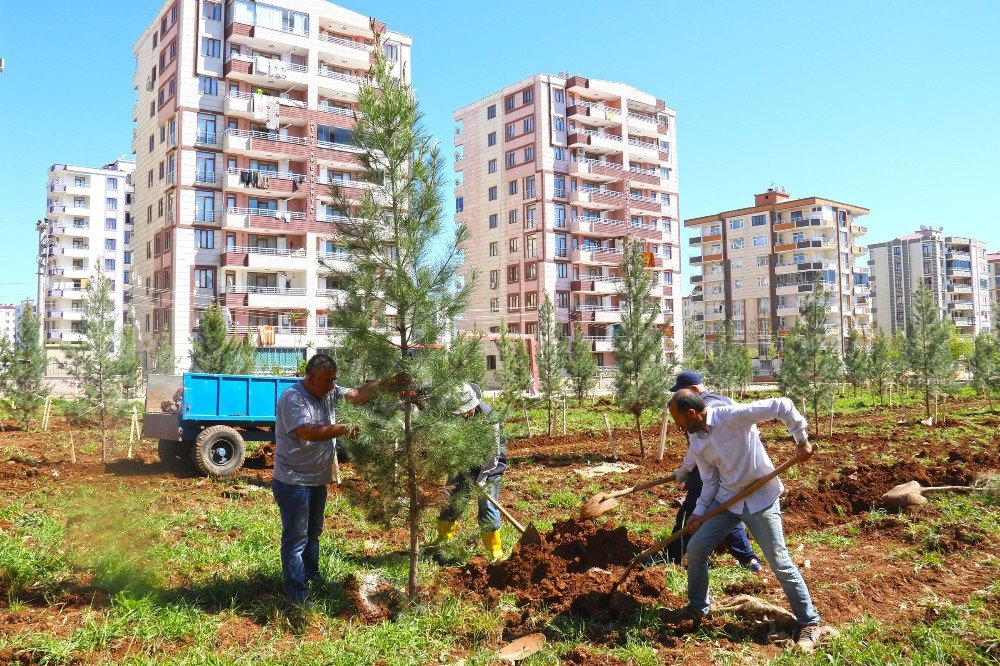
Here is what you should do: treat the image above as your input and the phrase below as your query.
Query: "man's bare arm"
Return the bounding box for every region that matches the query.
[292,423,357,442]
[343,372,410,405]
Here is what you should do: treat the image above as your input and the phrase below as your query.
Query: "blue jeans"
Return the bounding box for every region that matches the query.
[272,478,327,601]
[438,472,503,533]
[686,498,820,626]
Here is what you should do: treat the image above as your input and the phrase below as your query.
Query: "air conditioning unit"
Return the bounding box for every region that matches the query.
[0,58,6,73]
[455,179,461,186]
[145,79,154,91]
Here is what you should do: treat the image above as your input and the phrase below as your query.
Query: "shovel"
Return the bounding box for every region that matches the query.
[476,483,542,545]
[613,456,799,591]
[881,480,973,509]
[580,475,676,521]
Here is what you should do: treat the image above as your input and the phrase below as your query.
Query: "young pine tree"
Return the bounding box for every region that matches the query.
[705,323,751,397]
[189,302,257,374]
[969,331,1000,410]
[905,284,955,419]
[116,324,142,399]
[494,322,534,434]
[60,273,127,460]
[775,280,841,437]
[565,322,597,407]
[888,330,909,404]
[842,327,870,396]
[535,292,565,436]
[325,27,492,601]
[612,239,670,457]
[0,306,49,427]
[150,323,176,374]
[682,319,706,372]
[867,325,892,406]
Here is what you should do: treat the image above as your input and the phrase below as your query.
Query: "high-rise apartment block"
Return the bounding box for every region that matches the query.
[130,0,410,371]
[0,304,16,343]
[868,226,991,335]
[454,74,681,371]
[42,159,136,356]
[988,252,1000,314]
[685,190,870,377]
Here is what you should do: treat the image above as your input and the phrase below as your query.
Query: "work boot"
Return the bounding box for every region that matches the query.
[796,623,821,653]
[481,530,503,561]
[670,604,706,628]
[435,520,457,544]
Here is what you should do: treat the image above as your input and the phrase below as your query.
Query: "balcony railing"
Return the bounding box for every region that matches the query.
[318,69,365,85]
[227,167,307,183]
[318,251,351,261]
[318,33,373,51]
[228,245,304,257]
[578,128,623,142]
[229,324,308,335]
[195,131,218,145]
[224,285,307,296]
[628,138,657,150]
[195,170,219,184]
[227,206,307,220]
[224,127,308,146]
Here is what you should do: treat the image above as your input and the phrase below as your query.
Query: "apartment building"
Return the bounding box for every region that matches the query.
[0,304,16,343]
[130,0,411,371]
[454,74,681,375]
[41,159,135,363]
[685,189,870,378]
[989,252,1000,315]
[868,226,991,335]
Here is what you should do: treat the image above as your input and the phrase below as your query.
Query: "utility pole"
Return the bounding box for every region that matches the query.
[35,219,50,347]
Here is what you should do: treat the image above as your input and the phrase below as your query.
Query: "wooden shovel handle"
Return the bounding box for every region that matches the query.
[922,485,973,494]
[478,485,526,534]
[629,457,799,564]
[608,475,675,500]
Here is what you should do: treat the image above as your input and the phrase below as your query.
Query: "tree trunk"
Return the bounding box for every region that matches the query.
[925,388,931,419]
[547,400,553,437]
[522,404,532,438]
[635,412,645,458]
[404,406,419,602]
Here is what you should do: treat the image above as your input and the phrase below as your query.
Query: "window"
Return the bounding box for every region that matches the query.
[554,177,566,199]
[490,298,500,312]
[553,115,565,132]
[506,151,516,168]
[487,132,496,147]
[555,205,566,227]
[105,218,117,231]
[524,176,536,198]
[203,1,222,20]
[734,278,743,291]
[557,263,568,278]
[508,180,518,196]
[455,196,464,212]
[523,116,534,132]
[553,146,566,161]
[507,266,519,283]
[756,256,769,267]
[553,88,564,103]
[106,197,118,211]
[507,295,519,311]
[505,95,515,112]
[149,100,155,117]
[489,241,498,257]
[525,263,537,280]
[752,214,767,226]
[730,238,744,250]
[508,209,518,224]
[524,145,534,161]
[195,229,214,248]
[149,135,155,153]
[201,37,221,57]
[522,89,533,105]
[199,76,219,95]
[104,258,116,271]
[752,235,767,247]
[383,43,399,61]
[104,238,117,251]
[106,177,118,190]
[487,104,496,119]
[488,159,497,174]
[194,268,215,289]
[505,122,516,140]
[488,186,497,201]
[729,218,744,230]
[509,237,519,253]
[757,276,769,288]
[489,269,500,288]
[556,292,569,309]
[525,207,536,228]
[486,355,497,371]
[488,213,498,229]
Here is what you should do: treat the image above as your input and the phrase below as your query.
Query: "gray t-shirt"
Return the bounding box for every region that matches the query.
[274,381,350,486]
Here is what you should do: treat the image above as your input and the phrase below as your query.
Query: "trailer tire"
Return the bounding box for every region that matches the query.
[191,426,246,478]
[158,439,191,471]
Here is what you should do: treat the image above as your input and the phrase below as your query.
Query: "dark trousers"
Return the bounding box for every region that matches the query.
[666,467,761,567]
[272,478,327,601]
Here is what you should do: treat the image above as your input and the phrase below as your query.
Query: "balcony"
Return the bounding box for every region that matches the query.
[224,168,307,196]
[774,217,834,232]
[776,303,800,317]
[569,186,624,210]
[223,128,308,159]
[571,277,625,294]
[318,32,373,69]
[47,309,85,321]
[567,129,624,154]
[235,245,307,269]
[774,237,835,253]
[625,109,660,133]
[223,284,311,309]
[224,53,310,86]
[627,137,659,159]
[224,206,307,230]
[947,251,972,261]
[948,284,973,293]
[51,246,91,258]
[774,259,837,275]
[192,211,220,226]
[949,300,974,311]
[577,335,615,353]
[571,304,623,324]
[48,287,85,299]
[569,158,623,182]
[318,68,366,99]
[627,192,661,213]
[316,140,364,168]
[47,331,85,342]
[952,317,974,328]
[566,101,622,127]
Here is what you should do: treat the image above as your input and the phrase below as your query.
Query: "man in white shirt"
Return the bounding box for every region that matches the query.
[668,389,821,653]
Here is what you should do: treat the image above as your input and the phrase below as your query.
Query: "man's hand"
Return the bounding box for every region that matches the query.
[672,467,689,483]
[685,514,704,534]
[795,438,814,462]
[335,422,361,439]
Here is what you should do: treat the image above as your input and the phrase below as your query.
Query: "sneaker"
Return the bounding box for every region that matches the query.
[796,623,821,653]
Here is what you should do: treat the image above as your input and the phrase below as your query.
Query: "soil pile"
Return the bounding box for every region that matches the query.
[459,518,683,622]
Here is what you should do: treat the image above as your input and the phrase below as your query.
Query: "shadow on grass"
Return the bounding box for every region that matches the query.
[103,458,199,479]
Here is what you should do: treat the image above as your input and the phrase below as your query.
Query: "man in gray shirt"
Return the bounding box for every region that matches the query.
[272,353,398,605]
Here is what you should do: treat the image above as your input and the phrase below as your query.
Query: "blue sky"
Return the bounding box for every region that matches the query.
[1,0,998,304]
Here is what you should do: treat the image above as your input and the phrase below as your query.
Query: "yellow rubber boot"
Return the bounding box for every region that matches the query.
[435,520,457,543]
[481,530,503,561]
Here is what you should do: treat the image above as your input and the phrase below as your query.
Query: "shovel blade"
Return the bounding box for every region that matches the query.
[520,523,542,546]
[496,633,546,662]
[580,495,619,521]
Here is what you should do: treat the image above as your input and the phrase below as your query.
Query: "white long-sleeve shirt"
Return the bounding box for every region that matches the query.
[688,398,809,516]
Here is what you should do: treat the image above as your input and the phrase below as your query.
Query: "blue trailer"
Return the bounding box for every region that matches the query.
[143,373,299,477]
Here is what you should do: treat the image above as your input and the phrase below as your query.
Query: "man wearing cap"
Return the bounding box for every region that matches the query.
[666,371,762,571]
[435,382,508,560]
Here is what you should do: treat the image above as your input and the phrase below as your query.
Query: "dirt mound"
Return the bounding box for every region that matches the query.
[343,572,405,624]
[459,518,682,622]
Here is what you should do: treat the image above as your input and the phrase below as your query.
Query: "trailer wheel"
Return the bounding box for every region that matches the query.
[191,426,246,478]
[158,439,191,471]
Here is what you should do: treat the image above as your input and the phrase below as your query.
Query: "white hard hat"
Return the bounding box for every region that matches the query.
[453,383,479,414]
